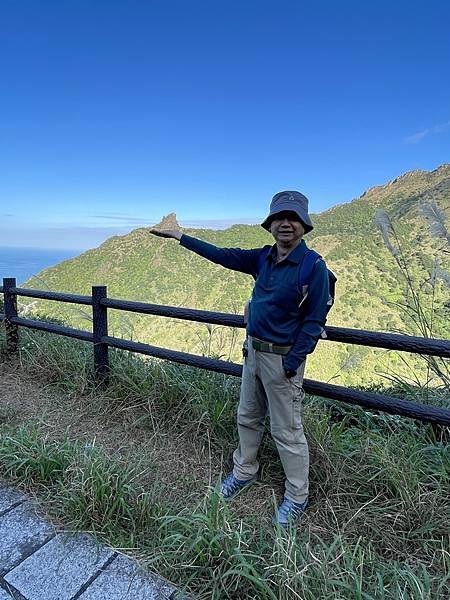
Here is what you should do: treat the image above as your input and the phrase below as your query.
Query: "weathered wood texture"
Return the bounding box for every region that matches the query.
[0,284,448,356]
[1,279,450,425]
[92,286,109,383]
[10,316,93,342]
[3,279,19,354]
[324,325,450,357]
[104,335,450,426]
[103,298,450,357]
[10,286,92,305]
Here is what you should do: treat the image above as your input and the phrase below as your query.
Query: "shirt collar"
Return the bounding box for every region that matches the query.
[268,239,308,264]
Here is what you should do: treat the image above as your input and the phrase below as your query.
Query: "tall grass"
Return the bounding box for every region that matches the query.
[0,422,448,599]
[375,204,450,390]
[0,325,449,598]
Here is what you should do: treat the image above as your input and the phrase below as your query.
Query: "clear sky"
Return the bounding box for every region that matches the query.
[1,0,449,249]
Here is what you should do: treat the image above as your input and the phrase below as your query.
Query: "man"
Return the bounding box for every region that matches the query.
[150,191,330,527]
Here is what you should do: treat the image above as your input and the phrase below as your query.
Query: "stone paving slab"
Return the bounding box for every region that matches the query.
[0,502,54,576]
[0,485,180,599]
[78,554,176,600]
[0,485,26,515]
[4,533,114,600]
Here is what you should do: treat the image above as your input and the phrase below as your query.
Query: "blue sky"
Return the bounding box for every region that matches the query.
[1,0,449,249]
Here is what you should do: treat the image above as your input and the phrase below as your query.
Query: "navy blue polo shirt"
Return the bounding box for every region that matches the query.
[180,234,330,371]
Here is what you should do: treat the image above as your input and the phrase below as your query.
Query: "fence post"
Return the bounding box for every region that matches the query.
[92,285,109,385]
[3,278,19,355]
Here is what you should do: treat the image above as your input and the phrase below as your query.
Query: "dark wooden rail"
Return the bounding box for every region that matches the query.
[1,278,449,425]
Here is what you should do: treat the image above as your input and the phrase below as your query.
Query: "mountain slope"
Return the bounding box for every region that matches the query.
[23,165,450,387]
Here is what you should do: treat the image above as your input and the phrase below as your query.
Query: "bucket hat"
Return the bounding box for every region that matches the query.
[261,190,314,233]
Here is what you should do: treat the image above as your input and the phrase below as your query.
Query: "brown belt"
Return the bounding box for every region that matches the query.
[251,339,292,355]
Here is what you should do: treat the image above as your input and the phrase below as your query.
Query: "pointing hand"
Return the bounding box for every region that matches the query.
[149,229,182,240]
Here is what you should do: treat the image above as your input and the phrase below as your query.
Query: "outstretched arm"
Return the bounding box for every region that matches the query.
[149,229,263,277]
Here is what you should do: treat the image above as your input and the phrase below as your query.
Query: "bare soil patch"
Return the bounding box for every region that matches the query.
[0,360,279,524]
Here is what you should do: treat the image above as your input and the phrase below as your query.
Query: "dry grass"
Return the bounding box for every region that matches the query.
[0,360,222,509]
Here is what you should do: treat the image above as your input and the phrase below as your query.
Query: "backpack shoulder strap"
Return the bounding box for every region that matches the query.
[298,249,322,295]
[298,251,336,340]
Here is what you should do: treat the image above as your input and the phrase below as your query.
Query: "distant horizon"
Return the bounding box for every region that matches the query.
[2,162,449,251]
[1,2,449,251]
[0,245,85,252]
[0,246,82,285]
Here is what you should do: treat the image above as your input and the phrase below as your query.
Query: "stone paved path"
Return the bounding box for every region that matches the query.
[0,482,180,599]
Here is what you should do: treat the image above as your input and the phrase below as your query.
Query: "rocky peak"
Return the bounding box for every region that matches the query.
[359,164,449,199]
[433,163,450,174]
[388,169,426,186]
[152,213,181,230]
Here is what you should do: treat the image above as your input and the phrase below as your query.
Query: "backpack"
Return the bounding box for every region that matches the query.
[249,246,337,335]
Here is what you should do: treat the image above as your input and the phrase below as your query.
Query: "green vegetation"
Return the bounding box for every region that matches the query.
[17,164,450,389]
[0,165,449,597]
[0,327,449,599]
[374,205,450,389]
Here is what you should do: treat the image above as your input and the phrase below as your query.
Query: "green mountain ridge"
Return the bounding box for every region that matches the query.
[22,165,450,388]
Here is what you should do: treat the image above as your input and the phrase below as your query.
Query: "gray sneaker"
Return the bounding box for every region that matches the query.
[272,496,308,528]
[220,472,256,500]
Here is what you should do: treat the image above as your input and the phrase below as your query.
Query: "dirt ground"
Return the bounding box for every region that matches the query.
[0,359,282,524]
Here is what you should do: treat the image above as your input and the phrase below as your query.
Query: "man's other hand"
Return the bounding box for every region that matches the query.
[284,369,297,379]
[149,229,182,241]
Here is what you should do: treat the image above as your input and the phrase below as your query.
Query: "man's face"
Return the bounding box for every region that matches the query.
[270,211,305,244]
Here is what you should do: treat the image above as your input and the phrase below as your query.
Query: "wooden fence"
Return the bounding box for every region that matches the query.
[1,277,450,426]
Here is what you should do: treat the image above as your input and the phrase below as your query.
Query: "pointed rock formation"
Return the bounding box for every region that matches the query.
[152,213,181,230]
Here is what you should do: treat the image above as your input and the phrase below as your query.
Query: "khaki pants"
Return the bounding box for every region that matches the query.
[232,336,309,503]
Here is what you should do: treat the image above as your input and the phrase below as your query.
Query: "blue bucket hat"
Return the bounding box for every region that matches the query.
[261,190,314,233]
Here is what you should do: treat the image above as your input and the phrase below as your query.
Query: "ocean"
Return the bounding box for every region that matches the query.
[0,247,82,286]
